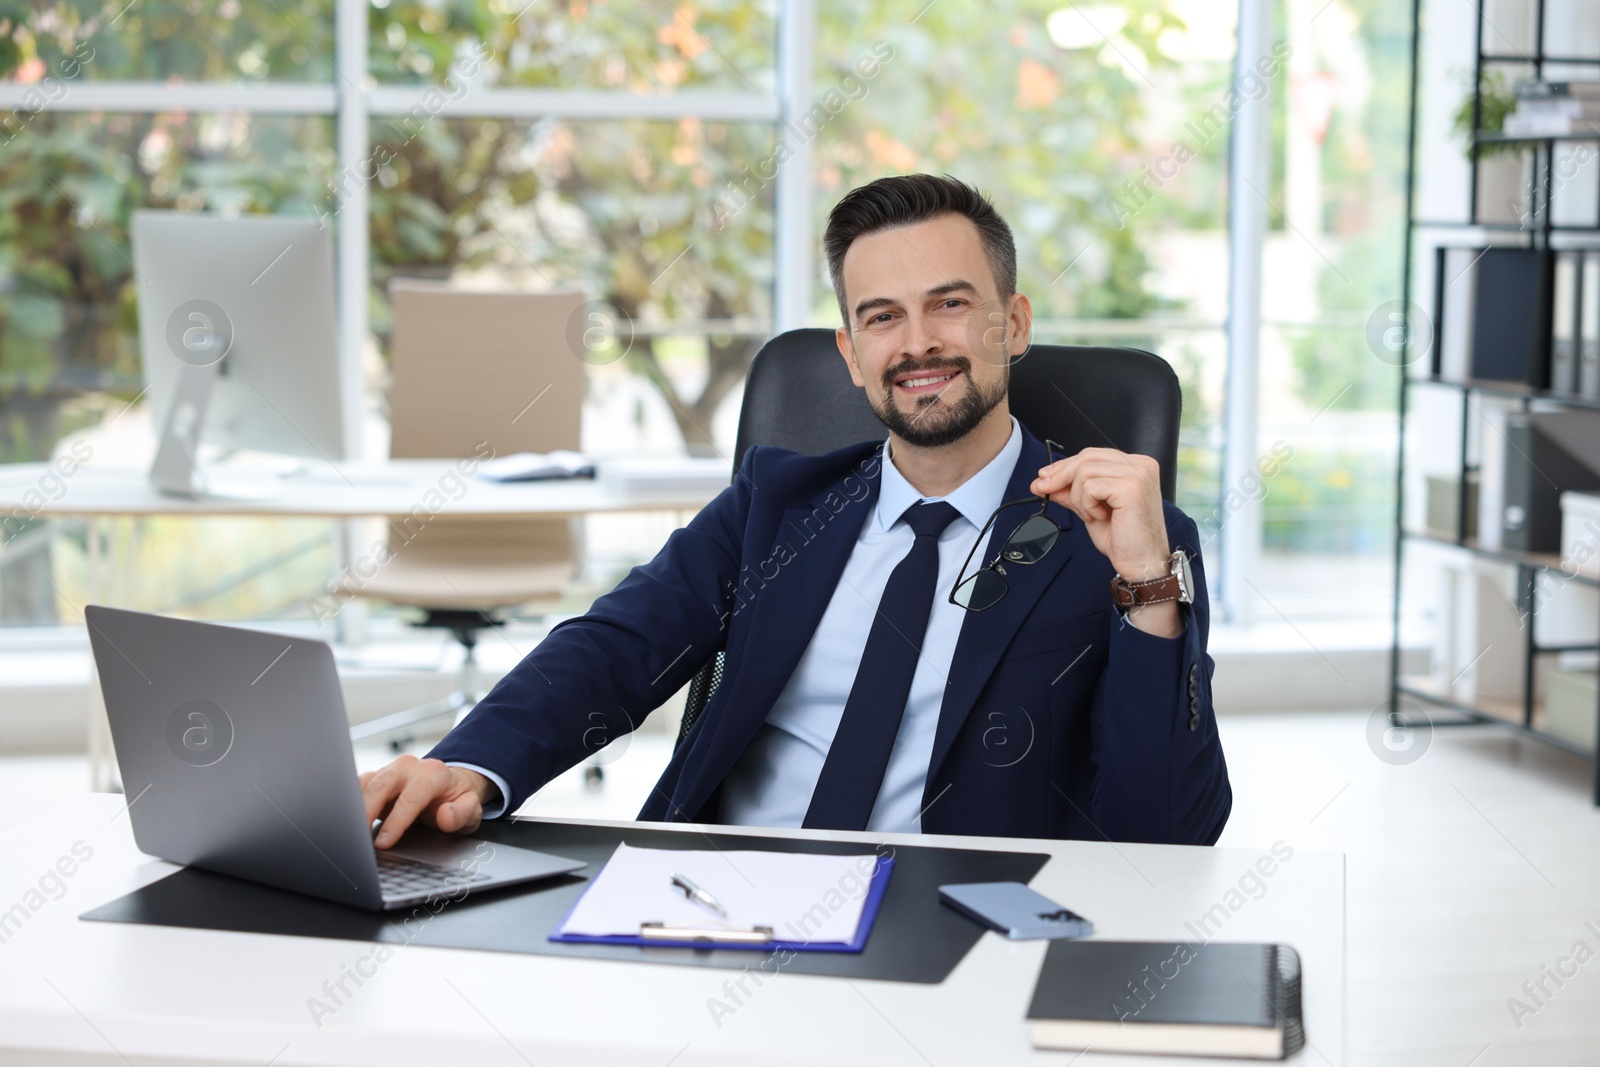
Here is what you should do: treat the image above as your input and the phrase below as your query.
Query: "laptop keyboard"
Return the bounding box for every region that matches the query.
[375,850,491,899]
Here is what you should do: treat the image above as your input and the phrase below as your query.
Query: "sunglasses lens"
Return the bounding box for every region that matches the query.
[954,569,1008,611]
[1002,514,1059,565]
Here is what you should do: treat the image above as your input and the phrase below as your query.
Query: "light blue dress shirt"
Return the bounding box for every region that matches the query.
[718,417,1023,833]
[456,418,1023,828]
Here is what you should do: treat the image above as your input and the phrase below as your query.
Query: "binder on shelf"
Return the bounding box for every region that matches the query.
[1474,397,1516,551]
[1500,410,1600,553]
[1552,252,1580,395]
[1469,247,1553,388]
[1433,246,1479,381]
[1582,252,1600,399]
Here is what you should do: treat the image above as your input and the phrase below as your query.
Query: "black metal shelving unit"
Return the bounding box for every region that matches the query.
[1390,0,1600,804]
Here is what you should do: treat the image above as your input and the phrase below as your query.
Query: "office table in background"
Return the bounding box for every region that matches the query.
[0,459,726,790]
[0,460,724,519]
[0,793,1346,1067]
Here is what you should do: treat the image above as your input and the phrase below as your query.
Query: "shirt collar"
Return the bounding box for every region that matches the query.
[875,416,1024,534]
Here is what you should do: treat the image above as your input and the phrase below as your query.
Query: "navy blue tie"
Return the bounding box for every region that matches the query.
[803,500,963,831]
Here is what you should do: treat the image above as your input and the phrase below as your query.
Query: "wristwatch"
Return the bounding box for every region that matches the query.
[1110,549,1193,610]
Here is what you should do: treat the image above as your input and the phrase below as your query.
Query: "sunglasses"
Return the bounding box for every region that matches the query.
[949,439,1066,612]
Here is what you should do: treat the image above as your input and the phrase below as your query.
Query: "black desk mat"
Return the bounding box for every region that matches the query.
[81,819,1050,984]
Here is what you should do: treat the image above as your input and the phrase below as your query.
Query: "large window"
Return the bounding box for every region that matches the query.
[0,0,1411,631]
[808,1,1232,541]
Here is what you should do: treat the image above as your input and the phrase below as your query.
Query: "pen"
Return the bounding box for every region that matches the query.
[670,872,728,918]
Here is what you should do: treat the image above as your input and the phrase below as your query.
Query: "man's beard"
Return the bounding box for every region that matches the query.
[870,355,1008,448]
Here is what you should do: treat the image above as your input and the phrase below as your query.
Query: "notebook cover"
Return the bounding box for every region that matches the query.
[1469,246,1553,387]
[81,818,1047,984]
[548,853,893,952]
[1026,940,1294,1030]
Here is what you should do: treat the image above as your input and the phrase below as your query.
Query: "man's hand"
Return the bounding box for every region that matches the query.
[359,755,496,849]
[1031,447,1182,638]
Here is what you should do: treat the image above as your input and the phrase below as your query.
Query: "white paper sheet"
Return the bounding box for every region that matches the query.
[555,843,882,944]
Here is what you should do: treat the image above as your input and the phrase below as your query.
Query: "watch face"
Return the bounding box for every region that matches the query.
[1174,550,1194,602]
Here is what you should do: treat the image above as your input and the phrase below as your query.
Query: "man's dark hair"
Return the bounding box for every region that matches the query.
[823,174,1017,324]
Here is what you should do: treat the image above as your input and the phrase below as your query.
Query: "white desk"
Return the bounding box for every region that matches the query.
[0,460,725,789]
[0,460,724,519]
[0,794,1346,1066]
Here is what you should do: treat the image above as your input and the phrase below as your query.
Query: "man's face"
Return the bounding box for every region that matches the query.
[835,213,1031,448]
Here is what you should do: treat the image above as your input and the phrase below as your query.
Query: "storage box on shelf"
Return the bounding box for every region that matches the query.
[1561,491,1600,577]
[1547,661,1600,753]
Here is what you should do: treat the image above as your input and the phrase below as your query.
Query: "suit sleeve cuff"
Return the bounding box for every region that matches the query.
[446,762,512,820]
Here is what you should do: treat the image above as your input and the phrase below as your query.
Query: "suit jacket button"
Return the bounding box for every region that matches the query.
[1188,714,1200,732]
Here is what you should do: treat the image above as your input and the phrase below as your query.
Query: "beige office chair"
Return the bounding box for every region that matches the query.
[347,282,587,749]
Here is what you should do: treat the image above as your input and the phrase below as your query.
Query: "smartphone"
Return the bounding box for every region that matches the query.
[937,881,1094,940]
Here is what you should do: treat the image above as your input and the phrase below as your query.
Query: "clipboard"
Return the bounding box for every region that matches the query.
[549,853,895,953]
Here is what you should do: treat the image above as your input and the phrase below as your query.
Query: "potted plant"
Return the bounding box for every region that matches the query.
[1451,69,1530,225]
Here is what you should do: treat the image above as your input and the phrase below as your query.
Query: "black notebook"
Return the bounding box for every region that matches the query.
[1026,940,1304,1059]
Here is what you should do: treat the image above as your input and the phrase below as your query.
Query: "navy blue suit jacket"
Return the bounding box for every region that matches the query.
[429,428,1231,845]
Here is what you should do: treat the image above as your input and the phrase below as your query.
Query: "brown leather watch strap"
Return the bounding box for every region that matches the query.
[1109,572,1183,609]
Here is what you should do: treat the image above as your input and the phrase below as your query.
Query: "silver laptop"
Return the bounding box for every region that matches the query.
[86,605,586,911]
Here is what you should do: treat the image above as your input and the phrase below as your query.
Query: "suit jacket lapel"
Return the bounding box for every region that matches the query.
[925,431,1074,789]
[675,447,884,815]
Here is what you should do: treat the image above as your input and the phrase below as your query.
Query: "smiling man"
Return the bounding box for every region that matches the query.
[361,173,1230,847]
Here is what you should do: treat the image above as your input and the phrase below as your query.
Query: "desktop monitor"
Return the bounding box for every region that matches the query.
[131,211,348,497]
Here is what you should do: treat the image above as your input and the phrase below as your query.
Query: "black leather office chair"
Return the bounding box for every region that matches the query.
[675,327,1182,746]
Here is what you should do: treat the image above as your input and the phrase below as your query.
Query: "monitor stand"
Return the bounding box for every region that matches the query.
[147,363,277,500]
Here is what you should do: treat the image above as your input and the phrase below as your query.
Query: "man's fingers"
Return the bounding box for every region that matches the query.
[1036,458,1158,509]
[1036,451,1159,494]
[1076,473,1129,508]
[360,758,415,826]
[1034,454,1082,492]
[1068,476,1113,523]
[1036,448,1119,478]
[374,778,440,849]
[1035,456,1115,496]
[433,794,483,836]
[371,761,450,848]
[360,757,487,848]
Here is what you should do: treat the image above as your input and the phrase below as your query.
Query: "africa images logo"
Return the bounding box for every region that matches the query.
[165,299,233,368]
[166,699,234,767]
